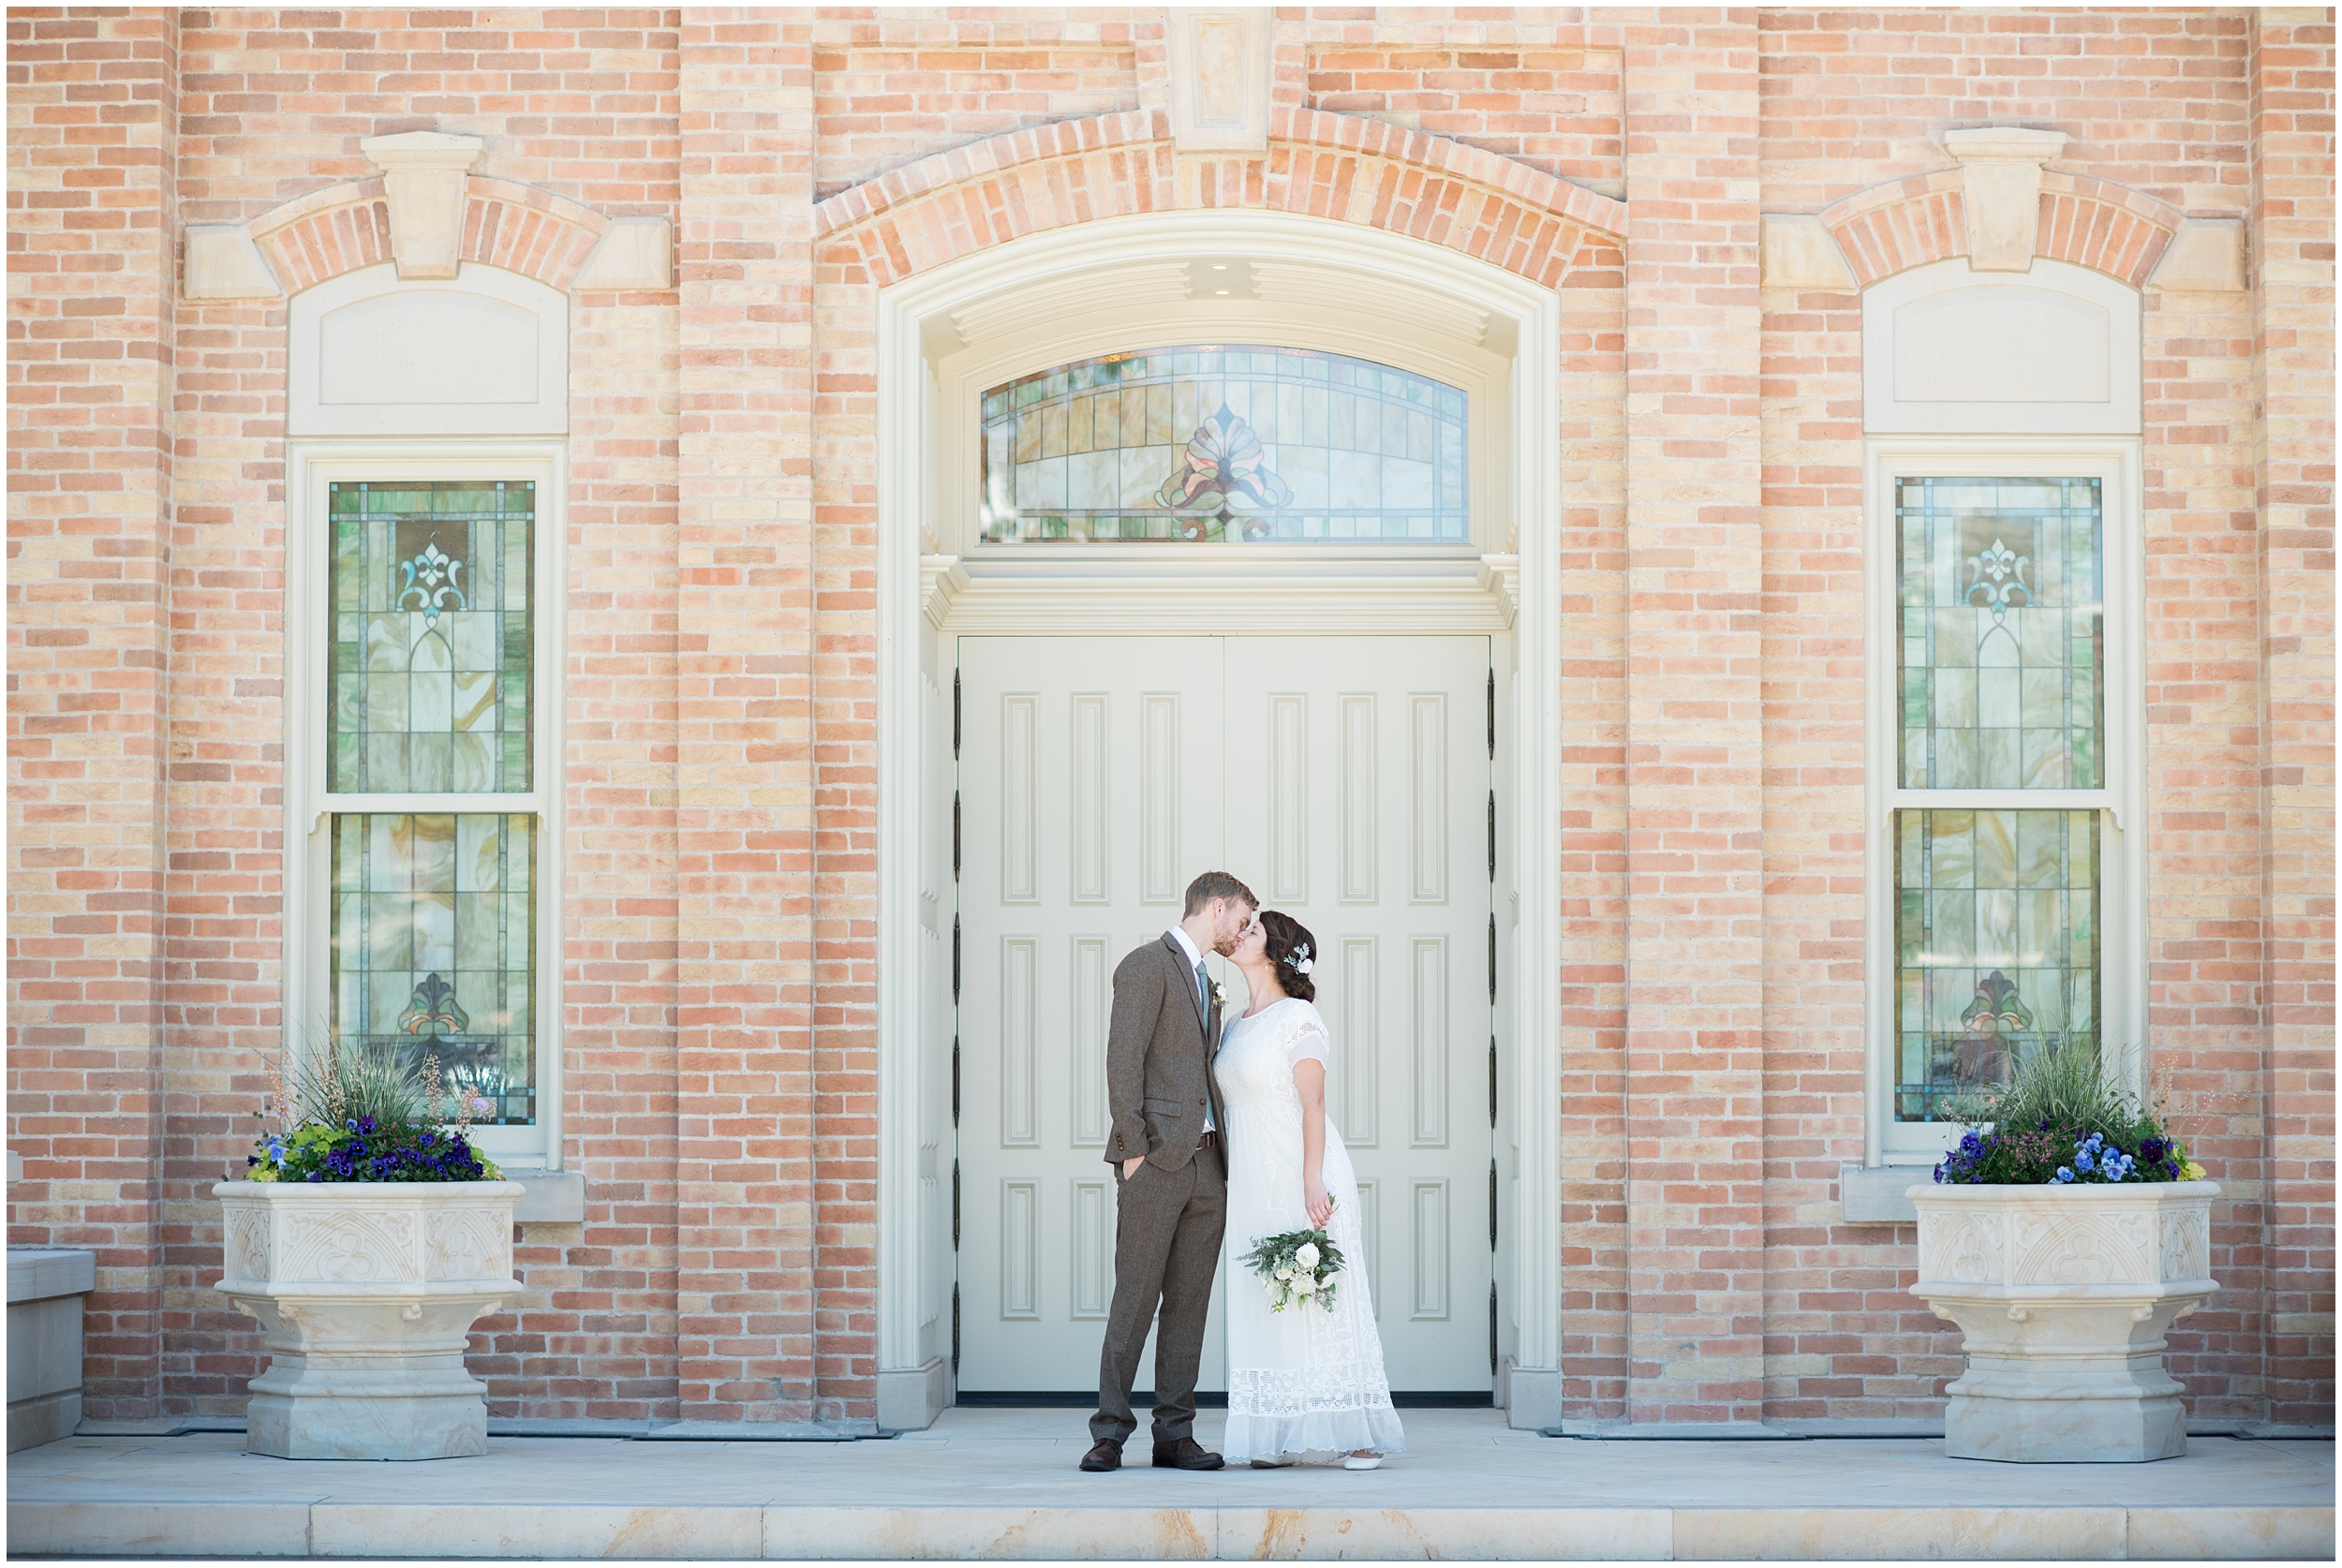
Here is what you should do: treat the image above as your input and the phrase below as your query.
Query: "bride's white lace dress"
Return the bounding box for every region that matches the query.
[1218,997,1405,1460]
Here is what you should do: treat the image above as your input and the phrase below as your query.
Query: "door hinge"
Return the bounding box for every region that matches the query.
[1489,1036,1498,1130]
[1489,1158,1499,1251]
[952,1036,961,1127]
[952,1285,961,1374]
[1486,789,1495,881]
[1487,914,1497,1003]
[953,791,961,881]
[952,668,962,758]
[1490,1284,1499,1376]
[952,1159,961,1250]
[952,917,961,1001]
[1486,668,1495,759]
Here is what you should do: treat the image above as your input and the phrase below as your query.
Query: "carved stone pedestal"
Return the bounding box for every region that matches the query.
[1908,1181,2218,1463]
[215,1181,521,1461]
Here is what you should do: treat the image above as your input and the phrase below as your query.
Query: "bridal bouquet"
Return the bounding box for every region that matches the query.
[1241,1210,1345,1314]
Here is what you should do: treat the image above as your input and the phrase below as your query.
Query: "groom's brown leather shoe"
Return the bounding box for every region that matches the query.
[1078,1439,1122,1472]
[1151,1436,1225,1470]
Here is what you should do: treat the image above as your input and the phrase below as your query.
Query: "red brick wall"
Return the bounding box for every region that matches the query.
[7,5,180,1421]
[812,8,1145,201]
[2248,9,2336,1431]
[5,6,2331,1435]
[1302,17,1623,197]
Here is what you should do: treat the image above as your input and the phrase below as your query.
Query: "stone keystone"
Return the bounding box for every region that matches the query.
[361,131,488,280]
[1940,127,2068,274]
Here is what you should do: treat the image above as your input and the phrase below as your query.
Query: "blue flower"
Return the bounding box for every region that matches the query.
[2075,1148,2095,1174]
[305,1172,324,1183]
[346,1118,361,1132]
[2053,1166,2075,1184]
[420,1132,437,1148]
[359,1115,377,1134]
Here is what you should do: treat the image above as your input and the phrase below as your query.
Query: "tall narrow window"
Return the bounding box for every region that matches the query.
[1893,478,2102,1123]
[1868,450,2138,1160]
[324,479,541,1128]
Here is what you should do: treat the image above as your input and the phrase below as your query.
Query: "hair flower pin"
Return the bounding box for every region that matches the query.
[1283,941,1314,975]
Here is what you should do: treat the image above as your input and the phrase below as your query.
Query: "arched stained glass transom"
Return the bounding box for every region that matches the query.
[979,345,1468,544]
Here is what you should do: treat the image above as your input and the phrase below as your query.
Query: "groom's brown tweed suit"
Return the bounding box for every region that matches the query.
[1090,932,1228,1446]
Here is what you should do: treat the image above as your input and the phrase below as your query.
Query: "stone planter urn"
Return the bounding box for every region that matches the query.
[215,1180,521,1460]
[1908,1180,2218,1463]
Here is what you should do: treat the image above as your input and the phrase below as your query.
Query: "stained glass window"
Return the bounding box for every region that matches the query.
[1893,809,2100,1122]
[1897,478,2102,790]
[978,346,1469,544]
[331,813,537,1126]
[330,481,533,793]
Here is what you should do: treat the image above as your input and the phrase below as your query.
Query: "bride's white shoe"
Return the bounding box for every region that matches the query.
[1250,1454,1296,1469]
[1343,1452,1383,1470]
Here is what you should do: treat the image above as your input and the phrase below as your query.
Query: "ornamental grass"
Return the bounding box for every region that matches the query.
[1932,1039,2205,1188]
[241,1037,503,1185]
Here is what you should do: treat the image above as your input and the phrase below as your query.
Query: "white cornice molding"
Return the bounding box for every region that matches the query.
[923,555,1508,634]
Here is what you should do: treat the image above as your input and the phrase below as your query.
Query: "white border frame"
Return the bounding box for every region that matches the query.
[283,440,570,1170]
[1862,437,2145,1166]
[875,210,1564,1425]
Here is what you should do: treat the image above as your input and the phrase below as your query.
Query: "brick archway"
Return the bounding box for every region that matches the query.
[1819,169,2185,288]
[248,175,610,296]
[813,105,1626,290]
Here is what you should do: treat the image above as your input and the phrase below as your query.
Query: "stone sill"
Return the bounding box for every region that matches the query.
[1839,1162,1924,1224]
[7,1249,96,1305]
[502,1169,586,1225]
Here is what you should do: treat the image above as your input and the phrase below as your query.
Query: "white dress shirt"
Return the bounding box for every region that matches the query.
[1166,925,1215,1134]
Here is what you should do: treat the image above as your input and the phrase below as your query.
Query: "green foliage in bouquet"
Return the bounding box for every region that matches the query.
[1241,1209,1345,1314]
[1933,1039,2203,1188]
[243,1037,504,1185]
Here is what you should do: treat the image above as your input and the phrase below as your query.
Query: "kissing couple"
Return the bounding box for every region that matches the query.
[1082,871,1406,1473]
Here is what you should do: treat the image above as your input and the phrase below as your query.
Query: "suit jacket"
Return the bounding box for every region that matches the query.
[1103,933,1225,1172]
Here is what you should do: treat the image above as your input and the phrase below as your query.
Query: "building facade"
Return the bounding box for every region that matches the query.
[6,6,2333,1435]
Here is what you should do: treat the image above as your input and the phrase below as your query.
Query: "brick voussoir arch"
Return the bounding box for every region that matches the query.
[1817,168,2184,288]
[247,175,609,296]
[812,106,1628,291]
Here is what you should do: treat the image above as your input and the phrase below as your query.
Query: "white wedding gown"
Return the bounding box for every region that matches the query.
[1218,997,1405,1461]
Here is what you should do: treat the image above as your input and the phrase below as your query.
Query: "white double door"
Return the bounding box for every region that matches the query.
[956,635,1494,1395]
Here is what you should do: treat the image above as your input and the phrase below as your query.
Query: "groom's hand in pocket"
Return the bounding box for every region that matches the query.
[1122,1155,1144,1180]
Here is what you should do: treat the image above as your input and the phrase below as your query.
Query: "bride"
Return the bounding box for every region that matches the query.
[1218,909,1405,1469]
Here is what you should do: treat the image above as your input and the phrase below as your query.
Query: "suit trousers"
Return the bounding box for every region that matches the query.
[1091,1141,1226,1444]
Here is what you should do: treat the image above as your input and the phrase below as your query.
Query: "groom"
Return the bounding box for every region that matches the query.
[1081,870,1257,1473]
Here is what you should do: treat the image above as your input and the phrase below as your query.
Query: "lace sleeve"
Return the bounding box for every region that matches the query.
[1284,1003,1331,1071]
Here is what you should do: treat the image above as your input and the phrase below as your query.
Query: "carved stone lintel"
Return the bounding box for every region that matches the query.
[1941,127,2068,273]
[571,215,674,292]
[184,225,285,301]
[2148,217,2247,292]
[361,130,488,280]
[1759,214,1858,290]
[1166,7,1271,154]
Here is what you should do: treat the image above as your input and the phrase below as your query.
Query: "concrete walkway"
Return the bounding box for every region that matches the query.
[7,1407,2332,1560]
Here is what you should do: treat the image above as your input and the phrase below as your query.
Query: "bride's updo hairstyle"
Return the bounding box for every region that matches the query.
[1259,910,1318,1004]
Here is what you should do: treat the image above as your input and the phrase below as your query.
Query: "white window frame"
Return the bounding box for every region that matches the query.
[1863,436,2145,1165]
[281,439,568,1170]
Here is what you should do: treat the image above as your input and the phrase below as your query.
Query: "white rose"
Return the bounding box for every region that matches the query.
[1275,1265,1294,1281]
[1294,1277,1314,1294]
[1296,1242,1320,1269]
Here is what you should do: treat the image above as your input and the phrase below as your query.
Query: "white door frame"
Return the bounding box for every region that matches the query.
[873,210,1564,1430]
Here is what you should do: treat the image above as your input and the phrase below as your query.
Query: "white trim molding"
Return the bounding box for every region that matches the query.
[1861,437,2145,1167]
[282,440,570,1172]
[875,209,1564,1427]
[1862,259,2141,437]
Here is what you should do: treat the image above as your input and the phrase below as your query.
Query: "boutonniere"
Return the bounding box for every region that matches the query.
[1210,980,1229,1011]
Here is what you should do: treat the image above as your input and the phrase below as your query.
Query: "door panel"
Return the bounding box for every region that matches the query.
[956,635,1492,1394]
[957,638,1226,1393]
[1220,637,1492,1391]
